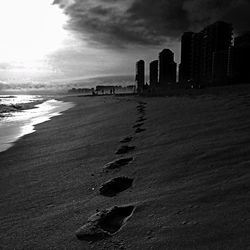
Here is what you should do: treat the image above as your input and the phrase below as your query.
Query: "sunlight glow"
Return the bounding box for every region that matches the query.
[0,0,68,63]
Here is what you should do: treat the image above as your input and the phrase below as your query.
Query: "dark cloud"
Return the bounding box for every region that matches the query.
[54,0,250,48]
[223,0,250,34]
[89,6,110,16]
[52,0,64,8]
[183,0,250,33]
[127,0,188,37]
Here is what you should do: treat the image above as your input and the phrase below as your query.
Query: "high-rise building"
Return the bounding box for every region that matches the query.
[179,32,194,84]
[229,32,250,83]
[180,21,233,86]
[149,60,158,86]
[234,31,250,48]
[201,21,233,84]
[190,32,203,85]
[212,49,230,85]
[136,60,145,93]
[159,49,176,85]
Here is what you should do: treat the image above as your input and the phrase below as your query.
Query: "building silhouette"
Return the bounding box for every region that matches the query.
[135,21,250,92]
[235,31,250,48]
[159,49,176,85]
[149,60,158,86]
[202,21,233,85]
[180,21,233,86]
[179,32,194,84]
[191,32,203,86]
[135,60,145,93]
[212,49,230,85]
[229,32,250,84]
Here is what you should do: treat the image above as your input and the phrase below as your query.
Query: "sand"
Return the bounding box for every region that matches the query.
[1,85,250,249]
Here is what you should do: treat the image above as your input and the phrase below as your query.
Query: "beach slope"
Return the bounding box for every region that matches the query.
[1,87,250,249]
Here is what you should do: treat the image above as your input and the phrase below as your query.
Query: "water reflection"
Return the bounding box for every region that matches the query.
[0,95,43,105]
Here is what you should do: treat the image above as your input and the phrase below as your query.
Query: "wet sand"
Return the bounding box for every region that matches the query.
[1,85,250,249]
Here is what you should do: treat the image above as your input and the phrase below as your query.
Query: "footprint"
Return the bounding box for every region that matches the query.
[104,157,133,170]
[76,205,135,241]
[137,103,145,106]
[116,145,135,155]
[138,111,146,116]
[99,177,134,197]
[137,104,146,110]
[137,105,145,108]
[136,117,147,123]
[120,137,133,143]
[181,220,198,226]
[137,107,146,112]
[135,128,146,133]
[133,123,144,128]
[137,104,147,110]
[138,108,145,113]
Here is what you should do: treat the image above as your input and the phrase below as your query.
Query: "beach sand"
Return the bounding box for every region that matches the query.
[1,85,250,249]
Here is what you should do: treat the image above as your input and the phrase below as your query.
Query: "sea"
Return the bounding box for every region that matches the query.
[0,95,74,153]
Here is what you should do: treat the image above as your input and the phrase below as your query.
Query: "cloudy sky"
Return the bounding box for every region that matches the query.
[0,0,250,85]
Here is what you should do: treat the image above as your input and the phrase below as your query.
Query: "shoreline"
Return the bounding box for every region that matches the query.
[0,98,75,153]
[1,89,250,249]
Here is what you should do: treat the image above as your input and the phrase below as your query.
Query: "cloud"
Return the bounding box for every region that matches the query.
[183,0,250,33]
[53,0,250,48]
[0,63,11,70]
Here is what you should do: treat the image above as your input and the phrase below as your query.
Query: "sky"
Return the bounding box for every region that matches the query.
[0,0,250,87]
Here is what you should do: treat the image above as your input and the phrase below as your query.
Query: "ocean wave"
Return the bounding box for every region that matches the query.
[0,104,23,117]
[0,95,16,99]
[0,99,74,153]
[0,95,44,118]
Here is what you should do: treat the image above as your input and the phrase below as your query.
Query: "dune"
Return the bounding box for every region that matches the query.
[1,85,250,249]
